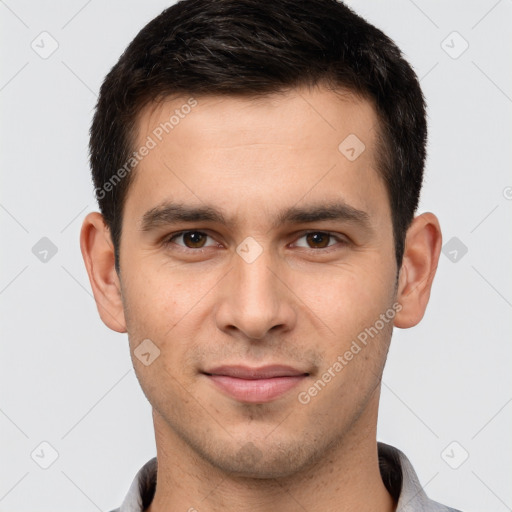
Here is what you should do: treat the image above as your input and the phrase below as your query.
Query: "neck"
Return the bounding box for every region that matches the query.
[146,404,395,512]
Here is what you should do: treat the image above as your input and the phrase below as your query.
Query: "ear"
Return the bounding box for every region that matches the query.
[80,212,127,333]
[394,212,442,329]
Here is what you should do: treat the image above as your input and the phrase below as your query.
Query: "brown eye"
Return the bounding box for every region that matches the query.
[181,231,207,248]
[166,231,213,249]
[293,231,347,251]
[305,232,331,248]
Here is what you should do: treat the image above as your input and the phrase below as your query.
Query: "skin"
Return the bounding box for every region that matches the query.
[81,85,442,512]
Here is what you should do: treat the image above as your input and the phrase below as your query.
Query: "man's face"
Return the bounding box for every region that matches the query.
[118,87,398,477]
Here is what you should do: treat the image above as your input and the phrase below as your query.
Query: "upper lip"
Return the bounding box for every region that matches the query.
[203,365,309,379]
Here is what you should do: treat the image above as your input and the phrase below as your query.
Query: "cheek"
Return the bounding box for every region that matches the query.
[120,267,206,403]
[121,258,220,352]
[124,257,187,316]
[294,259,395,337]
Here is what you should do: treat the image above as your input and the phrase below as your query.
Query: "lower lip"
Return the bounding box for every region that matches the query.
[206,375,306,403]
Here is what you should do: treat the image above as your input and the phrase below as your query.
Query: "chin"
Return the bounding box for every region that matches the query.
[195,437,320,480]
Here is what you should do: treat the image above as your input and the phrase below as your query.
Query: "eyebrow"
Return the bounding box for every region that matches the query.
[140,200,372,232]
[141,203,226,231]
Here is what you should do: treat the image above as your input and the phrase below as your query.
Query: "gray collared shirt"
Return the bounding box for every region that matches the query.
[112,442,462,512]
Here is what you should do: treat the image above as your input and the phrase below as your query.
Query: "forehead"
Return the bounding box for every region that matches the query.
[127,86,388,227]
[136,86,379,151]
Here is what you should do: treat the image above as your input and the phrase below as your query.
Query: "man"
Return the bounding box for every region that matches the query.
[80,0,461,510]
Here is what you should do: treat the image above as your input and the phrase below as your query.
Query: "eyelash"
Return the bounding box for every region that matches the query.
[162,230,349,253]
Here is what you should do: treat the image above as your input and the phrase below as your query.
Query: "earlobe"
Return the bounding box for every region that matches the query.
[80,212,127,333]
[394,212,442,329]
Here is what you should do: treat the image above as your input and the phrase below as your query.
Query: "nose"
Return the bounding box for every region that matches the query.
[214,247,297,341]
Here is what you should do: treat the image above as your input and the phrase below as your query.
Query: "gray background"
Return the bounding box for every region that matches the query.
[1,1,511,511]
